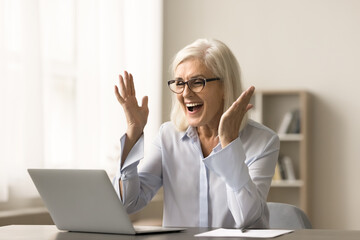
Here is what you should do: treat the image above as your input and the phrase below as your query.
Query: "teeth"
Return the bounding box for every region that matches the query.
[186,103,202,107]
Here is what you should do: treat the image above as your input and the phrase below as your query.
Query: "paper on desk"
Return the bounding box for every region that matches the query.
[195,228,294,238]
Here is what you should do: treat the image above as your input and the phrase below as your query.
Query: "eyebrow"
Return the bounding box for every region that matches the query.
[175,75,206,81]
[190,75,206,79]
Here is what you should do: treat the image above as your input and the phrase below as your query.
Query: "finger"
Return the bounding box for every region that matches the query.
[114,85,124,104]
[141,96,149,109]
[246,85,255,97]
[118,74,127,98]
[245,86,255,101]
[129,73,136,96]
[228,86,255,114]
[244,86,255,109]
[237,86,255,105]
[124,71,132,96]
[240,86,255,100]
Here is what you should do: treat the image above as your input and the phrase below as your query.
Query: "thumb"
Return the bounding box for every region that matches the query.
[141,96,149,109]
[246,103,254,111]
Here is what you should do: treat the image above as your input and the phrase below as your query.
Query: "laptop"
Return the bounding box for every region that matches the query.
[28,169,185,235]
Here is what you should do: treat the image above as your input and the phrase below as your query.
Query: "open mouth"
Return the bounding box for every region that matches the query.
[186,103,203,112]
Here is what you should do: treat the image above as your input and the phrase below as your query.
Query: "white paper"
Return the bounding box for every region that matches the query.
[195,228,294,238]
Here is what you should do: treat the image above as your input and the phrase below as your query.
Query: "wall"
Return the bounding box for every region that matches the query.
[162,0,360,229]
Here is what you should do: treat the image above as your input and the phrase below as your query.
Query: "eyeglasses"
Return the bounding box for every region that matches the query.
[167,77,220,94]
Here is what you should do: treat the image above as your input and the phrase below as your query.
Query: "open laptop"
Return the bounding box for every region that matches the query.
[28,169,185,235]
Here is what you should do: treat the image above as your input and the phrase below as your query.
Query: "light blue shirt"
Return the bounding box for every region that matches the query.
[113,119,279,228]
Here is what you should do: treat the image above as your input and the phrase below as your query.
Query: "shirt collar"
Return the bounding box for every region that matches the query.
[180,125,198,142]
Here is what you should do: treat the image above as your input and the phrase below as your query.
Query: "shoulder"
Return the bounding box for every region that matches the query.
[241,119,280,150]
[158,121,185,141]
[155,121,191,153]
[242,119,278,137]
[243,119,277,136]
[159,121,177,133]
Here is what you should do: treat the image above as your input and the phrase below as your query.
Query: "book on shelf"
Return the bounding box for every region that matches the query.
[277,109,301,134]
[273,163,282,181]
[272,155,296,181]
[281,155,296,180]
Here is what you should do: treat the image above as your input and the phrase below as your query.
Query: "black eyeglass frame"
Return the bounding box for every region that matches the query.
[167,77,220,94]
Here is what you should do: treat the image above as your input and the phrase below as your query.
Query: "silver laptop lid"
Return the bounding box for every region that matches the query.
[28,169,136,234]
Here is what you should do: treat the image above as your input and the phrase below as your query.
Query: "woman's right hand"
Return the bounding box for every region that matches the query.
[114,71,149,142]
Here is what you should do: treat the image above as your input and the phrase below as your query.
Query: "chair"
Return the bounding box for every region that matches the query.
[267,202,312,229]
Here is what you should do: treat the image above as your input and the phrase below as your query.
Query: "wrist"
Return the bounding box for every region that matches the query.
[126,125,143,141]
[219,134,237,149]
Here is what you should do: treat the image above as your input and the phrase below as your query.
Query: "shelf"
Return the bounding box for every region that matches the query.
[278,134,303,141]
[252,90,309,214]
[271,180,304,187]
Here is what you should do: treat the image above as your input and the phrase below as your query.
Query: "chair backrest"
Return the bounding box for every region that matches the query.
[267,202,312,229]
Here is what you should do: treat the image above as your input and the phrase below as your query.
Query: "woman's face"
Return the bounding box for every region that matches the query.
[175,58,224,129]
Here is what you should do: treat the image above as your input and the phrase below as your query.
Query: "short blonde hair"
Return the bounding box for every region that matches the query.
[170,39,248,132]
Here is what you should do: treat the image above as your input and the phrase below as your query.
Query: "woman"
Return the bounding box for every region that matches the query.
[113,39,279,229]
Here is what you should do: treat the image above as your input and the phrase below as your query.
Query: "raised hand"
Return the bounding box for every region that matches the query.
[114,71,149,144]
[218,86,255,148]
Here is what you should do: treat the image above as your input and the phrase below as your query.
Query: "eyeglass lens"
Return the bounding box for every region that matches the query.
[170,79,205,93]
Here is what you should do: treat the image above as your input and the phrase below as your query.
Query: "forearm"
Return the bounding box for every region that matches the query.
[114,133,163,213]
[115,155,147,214]
[226,181,268,228]
[121,130,143,166]
[119,132,142,200]
[204,136,279,228]
[114,134,144,203]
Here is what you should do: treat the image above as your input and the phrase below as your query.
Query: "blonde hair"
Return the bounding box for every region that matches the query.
[170,39,248,132]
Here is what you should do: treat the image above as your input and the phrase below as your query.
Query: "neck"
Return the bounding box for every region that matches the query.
[196,107,223,139]
[197,125,219,158]
[197,125,218,139]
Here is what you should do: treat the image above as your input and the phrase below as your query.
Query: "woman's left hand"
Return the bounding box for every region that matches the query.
[218,86,255,148]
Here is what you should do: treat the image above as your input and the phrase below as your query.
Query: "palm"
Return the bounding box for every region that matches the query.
[122,95,148,130]
[218,86,255,148]
[114,72,149,139]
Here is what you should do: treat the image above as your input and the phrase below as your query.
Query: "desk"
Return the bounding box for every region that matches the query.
[1,225,360,240]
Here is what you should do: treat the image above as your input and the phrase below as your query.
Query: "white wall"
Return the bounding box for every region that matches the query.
[162,0,360,229]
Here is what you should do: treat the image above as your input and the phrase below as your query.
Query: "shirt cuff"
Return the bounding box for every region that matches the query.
[120,134,144,170]
[203,137,250,191]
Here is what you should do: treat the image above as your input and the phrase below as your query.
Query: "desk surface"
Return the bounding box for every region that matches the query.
[1,225,360,240]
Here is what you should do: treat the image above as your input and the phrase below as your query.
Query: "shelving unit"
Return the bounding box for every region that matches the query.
[249,90,309,214]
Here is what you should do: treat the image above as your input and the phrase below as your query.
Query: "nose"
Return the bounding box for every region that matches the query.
[182,83,193,97]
